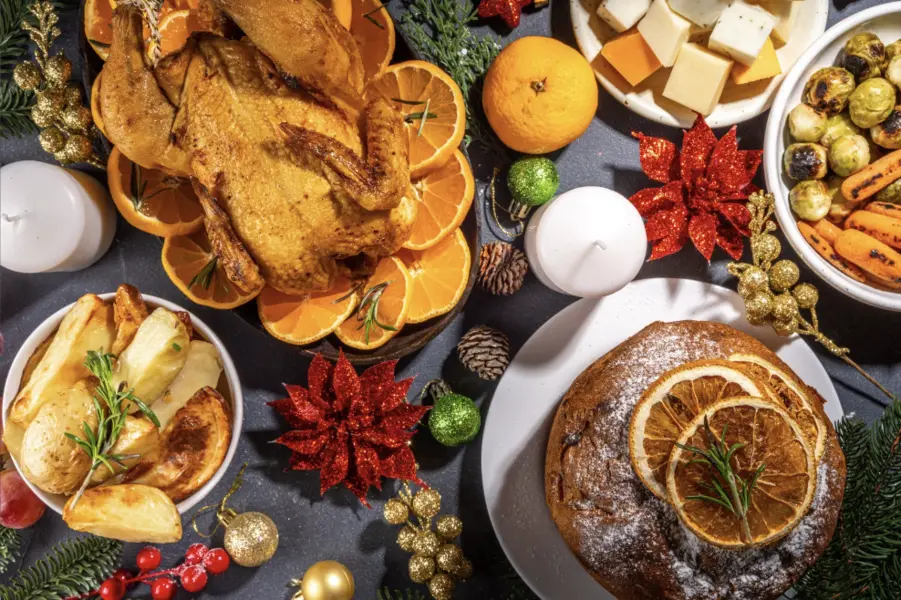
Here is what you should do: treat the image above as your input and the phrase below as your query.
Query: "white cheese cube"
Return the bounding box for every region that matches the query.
[668,0,731,29]
[596,0,651,33]
[751,0,800,45]
[637,0,693,68]
[663,43,733,115]
[708,1,778,66]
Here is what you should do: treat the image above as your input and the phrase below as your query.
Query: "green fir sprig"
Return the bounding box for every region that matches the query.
[0,527,19,576]
[355,282,397,344]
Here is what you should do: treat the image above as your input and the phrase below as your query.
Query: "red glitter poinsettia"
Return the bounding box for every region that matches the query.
[478,0,532,28]
[630,115,762,261]
[269,352,429,507]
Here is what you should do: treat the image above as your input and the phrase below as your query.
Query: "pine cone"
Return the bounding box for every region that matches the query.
[457,325,511,381]
[478,242,528,296]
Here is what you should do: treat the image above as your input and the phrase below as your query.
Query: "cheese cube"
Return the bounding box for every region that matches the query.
[595,0,651,33]
[751,0,800,46]
[731,37,781,84]
[708,1,778,66]
[601,29,663,87]
[668,0,731,29]
[637,0,693,68]
[663,43,733,115]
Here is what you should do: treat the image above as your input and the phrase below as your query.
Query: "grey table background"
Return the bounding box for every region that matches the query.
[2,0,899,598]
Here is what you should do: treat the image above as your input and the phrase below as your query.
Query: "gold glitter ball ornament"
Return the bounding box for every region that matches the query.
[397,526,418,552]
[13,62,41,90]
[409,555,436,583]
[61,105,92,133]
[754,234,782,263]
[435,515,463,540]
[297,560,355,600]
[412,488,442,518]
[769,260,801,293]
[384,498,409,525]
[793,283,819,309]
[64,84,82,107]
[44,55,72,87]
[772,316,799,337]
[737,266,768,297]
[771,293,799,323]
[31,104,56,128]
[435,544,463,572]
[223,511,279,567]
[36,89,66,114]
[427,573,455,600]
[745,291,774,321]
[39,127,66,153]
[412,531,441,557]
[453,558,473,580]
[62,134,94,163]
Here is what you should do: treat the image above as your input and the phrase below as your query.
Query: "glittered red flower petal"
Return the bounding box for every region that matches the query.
[352,438,381,488]
[344,477,372,508]
[357,427,416,449]
[289,452,325,471]
[332,351,361,413]
[707,127,742,186]
[359,361,398,410]
[380,403,430,431]
[716,224,746,260]
[319,433,350,495]
[717,202,752,234]
[307,354,333,407]
[741,150,763,184]
[649,235,686,260]
[681,115,718,185]
[275,429,331,455]
[632,132,679,183]
[688,212,718,261]
[645,203,689,242]
[378,379,414,414]
[379,446,421,483]
[284,384,324,421]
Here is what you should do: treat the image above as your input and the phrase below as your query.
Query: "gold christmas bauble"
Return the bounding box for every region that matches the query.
[745,291,774,321]
[45,55,72,87]
[383,498,409,525]
[62,134,93,164]
[412,531,440,557]
[453,558,473,581]
[772,316,799,337]
[61,105,92,132]
[737,266,768,298]
[771,293,799,323]
[746,313,770,327]
[769,260,800,293]
[409,555,436,583]
[31,104,56,128]
[435,515,462,541]
[412,489,441,518]
[397,526,418,552]
[64,84,82,107]
[39,127,66,153]
[753,234,782,263]
[435,544,463,572]
[36,89,66,114]
[224,511,279,567]
[300,560,355,600]
[427,573,455,600]
[13,62,41,90]
[792,283,819,309]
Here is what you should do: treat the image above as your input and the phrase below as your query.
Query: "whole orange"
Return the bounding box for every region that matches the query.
[482,36,598,154]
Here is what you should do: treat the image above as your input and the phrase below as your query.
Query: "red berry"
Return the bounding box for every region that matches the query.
[99,578,125,600]
[184,543,209,564]
[181,565,208,592]
[202,548,230,575]
[136,546,162,571]
[112,569,132,584]
[150,577,176,600]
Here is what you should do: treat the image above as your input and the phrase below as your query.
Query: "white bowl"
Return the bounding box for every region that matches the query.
[2,293,244,515]
[764,3,901,312]
[571,0,829,128]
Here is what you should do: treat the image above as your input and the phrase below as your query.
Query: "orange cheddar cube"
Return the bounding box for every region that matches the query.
[731,38,781,85]
[600,29,662,87]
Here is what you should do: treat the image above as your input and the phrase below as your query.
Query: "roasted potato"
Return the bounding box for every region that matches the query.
[1,422,26,464]
[89,415,161,486]
[110,284,149,356]
[20,333,53,389]
[63,484,182,543]
[151,340,223,428]
[10,294,115,426]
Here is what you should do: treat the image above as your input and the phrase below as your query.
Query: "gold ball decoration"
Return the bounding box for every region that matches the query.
[300,560,355,600]
[13,61,41,91]
[31,104,56,128]
[397,526,418,553]
[383,498,409,525]
[409,555,436,583]
[223,511,280,567]
[61,134,94,164]
[737,266,768,298]
[411,488,442,519]
[412,531,441,558]
[39,127,66,154]
[453,558,473,581]
[769,260,801,293]
[772,317,799,337]
[64,83,82,107]
[745,291,774,322]
[36,88,66,114]
[435,544,463,572]
[427,573,455,600]
[754,234,782,263]
[435,515,463,541]
[771,293,800,323]
[44,54,72,87]
[793,283,819,309]
[746,313,770,327]
[61,105,92,132]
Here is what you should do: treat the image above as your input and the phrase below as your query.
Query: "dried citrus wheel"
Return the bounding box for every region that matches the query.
[728,353,827,464]
[91,71,105,137]
[319,0,352,30]
[403,149,474,251]
[162,230,261,309]
[108,146,203,237]
[257,279,358,345]
[335,256,411,350]
[367,60,466,178]
[351,0,395,81]
[629,359,778,499]
[148,9,204,61]
[398,228,471,324]
[666,397,816,549]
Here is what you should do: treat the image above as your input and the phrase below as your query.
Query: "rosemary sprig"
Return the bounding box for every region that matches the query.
[189,256,218,290]
[674,417,766,544]
[351,282,397,344]
[363,1,388,29]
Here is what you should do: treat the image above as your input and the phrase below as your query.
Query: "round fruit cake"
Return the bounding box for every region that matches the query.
[544,321,846,600]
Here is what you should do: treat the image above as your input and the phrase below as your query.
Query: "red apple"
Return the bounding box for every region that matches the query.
[0,469,46,529]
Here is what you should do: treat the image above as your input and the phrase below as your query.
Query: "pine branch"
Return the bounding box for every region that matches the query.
[0,0,78,74]
[0,79,35,137]
[0,536,122,600]
[0,526,19,576]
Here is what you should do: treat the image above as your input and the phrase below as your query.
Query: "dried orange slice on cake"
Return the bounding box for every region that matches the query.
[666,397,817,548]
[335,256,411,350]
[257,279,358,346]
[398,228,471,324]
[351,0,395,81]
[404,149,474,250]
[628,359,778,499]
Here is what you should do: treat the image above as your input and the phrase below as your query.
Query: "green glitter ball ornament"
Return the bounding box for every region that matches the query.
[507,157,559,219]
[428,383,481,447]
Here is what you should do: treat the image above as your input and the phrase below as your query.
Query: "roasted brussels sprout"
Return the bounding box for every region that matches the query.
[875,178,901,203]
[848,78,896,128]
[790,180,832,221]
[820,112,862,147]
[788,104,827,142]
[886,55,901,89]
[803,67,856,115]
[841,33,887,81]
[828,134,870,176]
[825,176,854,221]
[887,39,901,61]
[783,143,829,180]
[870,106,901,149]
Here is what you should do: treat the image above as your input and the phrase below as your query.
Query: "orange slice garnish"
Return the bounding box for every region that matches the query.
[257,280,358,346]
[351,0,395,81]
[398,228,471,324]
[91,70,105,137]
[318,0,353,30]
[404,148,474,250]
[84,0,116,60]
[335,256,411,350]
[108,146,203,237]
[149,9,204,61]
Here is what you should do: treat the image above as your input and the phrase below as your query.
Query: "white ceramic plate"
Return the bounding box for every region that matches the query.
[764,2,901,312]
[2,293,244,516]
[481,278,843,600]
[571,0,829,128]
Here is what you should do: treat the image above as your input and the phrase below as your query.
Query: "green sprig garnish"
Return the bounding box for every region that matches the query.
[353,282,397,344]
[189,256,218,290]
[363,2,388,29]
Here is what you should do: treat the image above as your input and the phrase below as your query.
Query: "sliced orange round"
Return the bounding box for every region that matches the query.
[91,70,105,138]
[351,0,395,81]
[162,230,261,309]
[403,149,474,251]
[84,0,116,60]
[148,9,204,61]
[335,256,410,350]
[667,397,816,549]
[257,279,358,345]
[628,360,778,499]
[367,60,466,178]
[318,0,353,30]
[398,228,471,324]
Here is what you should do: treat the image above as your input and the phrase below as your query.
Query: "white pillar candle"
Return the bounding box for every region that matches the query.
[524,186,647,297]
[1,161,116,273]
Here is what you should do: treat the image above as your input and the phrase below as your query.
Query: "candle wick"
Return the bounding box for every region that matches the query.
[1,213,22,223]
[594,239,608,251]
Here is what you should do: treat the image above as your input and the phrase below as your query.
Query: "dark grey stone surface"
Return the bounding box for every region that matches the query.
[1,0,898,598]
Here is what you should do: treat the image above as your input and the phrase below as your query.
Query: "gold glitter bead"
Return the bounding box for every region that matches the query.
[737,266,768,298]
[383,498,409,525]
[44,55,72,87]
[13,62,41,91]
[435,515,463,540]
[412,488,441,518]
[754,234,782,263]
[397,526,418,552]
[772,317,798,337]
[39,127,66,154]
[744,291,774,321]
[769,260,800,293]
[300,560,354,600]
[746,313,770,327]
[36,89,66,114]
[62,134,94,164]
[61,106,92,133]
[771,293,799,323]
[427,573,455,600]
[412,531,440,557]
[453,558,473,581]
[793,283,819,309]
[435,544,462,572]
[409,555,436,583]
[223,511,279,567]
[64,84,82,107]
[31,104,56,128]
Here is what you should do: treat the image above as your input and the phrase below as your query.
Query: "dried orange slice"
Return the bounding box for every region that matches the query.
[368,60,466,178]
[403,149,474,250]
[335,256,411,350]
[728,353,827,463]
[91,71,105,137]
[628,359,778,499]
[149,9,204,61]
[257,280,358,345]
[666,397,816,549]
[162,230,261,309]
[398,228,471,324]
[351,0,395,81]
[108,146,203,237]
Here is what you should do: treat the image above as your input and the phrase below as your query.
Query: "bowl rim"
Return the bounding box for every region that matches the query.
[764,1,901,313]
[1,292,244,516]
